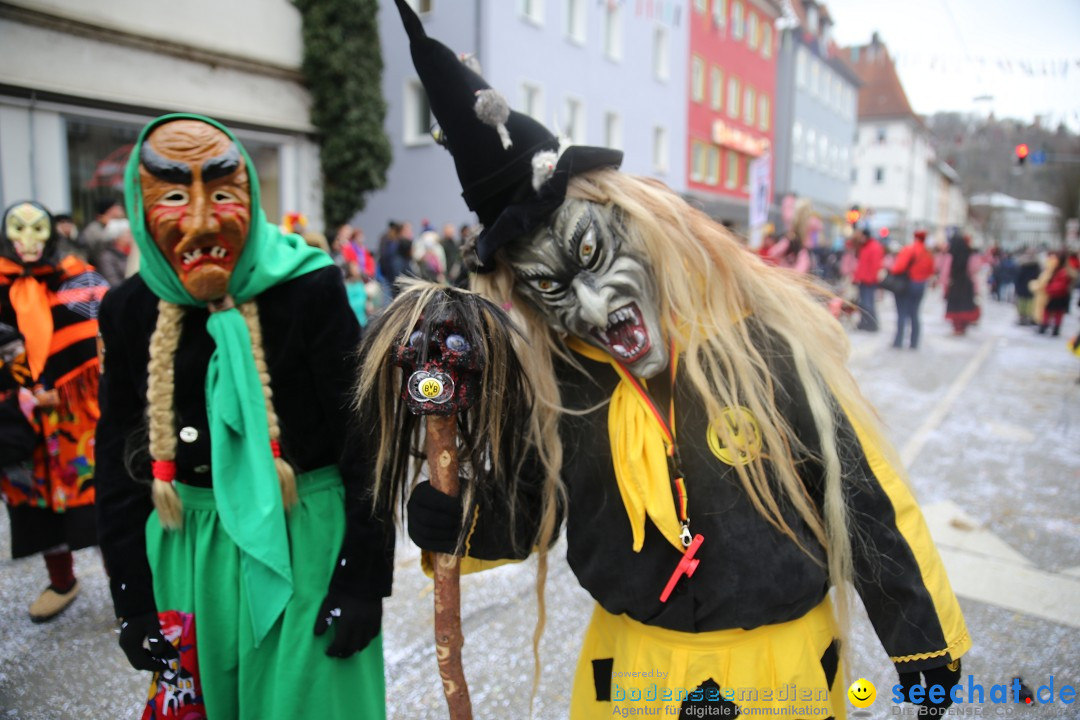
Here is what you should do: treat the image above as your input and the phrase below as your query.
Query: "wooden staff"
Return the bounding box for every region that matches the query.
[424,414,472,720]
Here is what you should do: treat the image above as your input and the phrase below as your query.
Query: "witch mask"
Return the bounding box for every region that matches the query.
[504,199,669,378]
[139,120,251,301]
[3,202,53,264]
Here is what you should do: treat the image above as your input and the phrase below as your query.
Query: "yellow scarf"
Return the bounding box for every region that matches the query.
[566,337,684,552]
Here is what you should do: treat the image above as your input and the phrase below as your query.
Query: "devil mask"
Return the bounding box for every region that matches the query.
[504,199,668,379]
[2,201,57,266]
[138,119,251,301]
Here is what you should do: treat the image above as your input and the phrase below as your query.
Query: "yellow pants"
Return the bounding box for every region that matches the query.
[570,600,845,719]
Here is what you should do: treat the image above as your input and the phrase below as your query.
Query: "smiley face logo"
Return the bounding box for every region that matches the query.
[707,406,763,466]
[419,377,444,398]
[847,678,876,708]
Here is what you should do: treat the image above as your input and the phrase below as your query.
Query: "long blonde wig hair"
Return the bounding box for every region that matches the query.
[146,298,297,528]
[473,170,909,666]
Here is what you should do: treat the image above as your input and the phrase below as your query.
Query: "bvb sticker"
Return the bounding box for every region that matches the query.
[707,406,763,466]
[420,377,443,398]
[407,370,455,405]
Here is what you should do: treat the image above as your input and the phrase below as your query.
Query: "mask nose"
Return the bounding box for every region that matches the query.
[572,276,610,330]
[179,180,221,243]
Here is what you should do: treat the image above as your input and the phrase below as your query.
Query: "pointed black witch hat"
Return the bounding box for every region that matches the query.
[394,0,623,271]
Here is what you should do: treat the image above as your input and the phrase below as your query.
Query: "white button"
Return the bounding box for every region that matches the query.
[179,427,199,443]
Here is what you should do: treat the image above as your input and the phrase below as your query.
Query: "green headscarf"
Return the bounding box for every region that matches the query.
[124,113,332,646]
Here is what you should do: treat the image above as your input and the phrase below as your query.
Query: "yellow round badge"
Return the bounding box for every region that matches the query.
[847,678,876,708]
[419,377,443,398]
[706,406,763,465]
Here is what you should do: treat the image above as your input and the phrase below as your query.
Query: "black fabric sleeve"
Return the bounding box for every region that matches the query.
[461,447,561,562]
[770,333,967,672]
[304,268,394,600]
[95,288,157,619]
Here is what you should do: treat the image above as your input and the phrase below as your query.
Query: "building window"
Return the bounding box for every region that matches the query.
[604,111,622,150]
[792,122,803,164]
[743,87,755,125]
[806,128,817,165]
[727,76,740,119]
[653,126,669,173]
[710,66,724,111]
[564,96,585,144]
[565,0,585,43]
[762,23,772,58]
[758,95,769,131]
[520,0,544,24]
[691,55,705,103]
[875,167,885,183]
[796,47,807,87]
[732,1,744,40]
[654,26,670,81]
[406,0,433,13]
[725,150,739,189]
[713,0,726,27]
[521,82,545,122]
[819,135,828,171]
[747,12,758,50]
[694,0,708,13]
[65,117,141,227]
[810,59,820,99]
[691,141,707,182]
[404,79,433,146]
[876,126,887,144]
[604,3,622,60]
[742,155,750,192]
[706,146,721,185]
[851,167,857,183]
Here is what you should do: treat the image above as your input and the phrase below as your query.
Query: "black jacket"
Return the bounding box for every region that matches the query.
[466,325,968,671]
[95,267,393,618]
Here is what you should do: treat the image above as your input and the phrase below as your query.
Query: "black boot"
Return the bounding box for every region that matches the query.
[1038,324,1048,334]
[1052,324,1060,337]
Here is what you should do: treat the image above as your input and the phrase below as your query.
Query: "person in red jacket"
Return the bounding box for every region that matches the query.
[890,230,937,349]
[852,226,884,331]
[1040,252,1073,336]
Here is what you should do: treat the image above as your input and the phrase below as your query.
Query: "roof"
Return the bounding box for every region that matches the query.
[843,37,917,121]
[969,193,1061,216]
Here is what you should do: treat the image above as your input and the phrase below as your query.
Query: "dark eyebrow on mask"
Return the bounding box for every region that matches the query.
[140,143,193,184]
[201,144,242,182]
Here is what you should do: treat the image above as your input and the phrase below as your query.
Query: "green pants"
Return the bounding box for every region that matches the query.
[144,467,386,719]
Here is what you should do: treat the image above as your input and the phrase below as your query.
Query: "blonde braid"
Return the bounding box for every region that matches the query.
[239,300,298,509]
[147,300,185,529]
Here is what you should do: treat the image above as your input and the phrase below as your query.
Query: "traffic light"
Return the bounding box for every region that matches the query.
[879,227,890,239]
[1015,144,1029,165]
[846,207,862,224]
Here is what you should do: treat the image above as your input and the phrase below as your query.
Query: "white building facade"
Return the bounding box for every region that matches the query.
[359,0,689,237]
[0,0,322,229]
[969,193,1062,252]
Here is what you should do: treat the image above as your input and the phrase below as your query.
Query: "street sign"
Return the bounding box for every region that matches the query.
[1030,150,1047,165]
[748,152,772,244]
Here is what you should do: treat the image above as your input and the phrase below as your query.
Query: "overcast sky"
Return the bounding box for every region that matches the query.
[823,0,1080,130]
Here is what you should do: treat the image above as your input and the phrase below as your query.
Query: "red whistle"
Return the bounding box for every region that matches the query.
[659,534,704,602]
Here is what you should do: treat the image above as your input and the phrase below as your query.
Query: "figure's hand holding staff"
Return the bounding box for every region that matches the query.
[355,280,533,720]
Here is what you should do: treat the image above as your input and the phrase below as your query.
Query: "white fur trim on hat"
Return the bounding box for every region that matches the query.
[530,138,569,192]
[474,89,512,150]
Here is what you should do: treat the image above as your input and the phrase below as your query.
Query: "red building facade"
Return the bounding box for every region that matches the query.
[686,0,780,223]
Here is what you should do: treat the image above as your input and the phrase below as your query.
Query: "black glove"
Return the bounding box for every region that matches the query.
[406,480,465,554]
[118,612,180,680]
[897,660,962,716]
[313,592,382,658]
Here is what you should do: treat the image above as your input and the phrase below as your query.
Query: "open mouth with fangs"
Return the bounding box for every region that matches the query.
[179,245,231,271]
[590,302,652,362]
